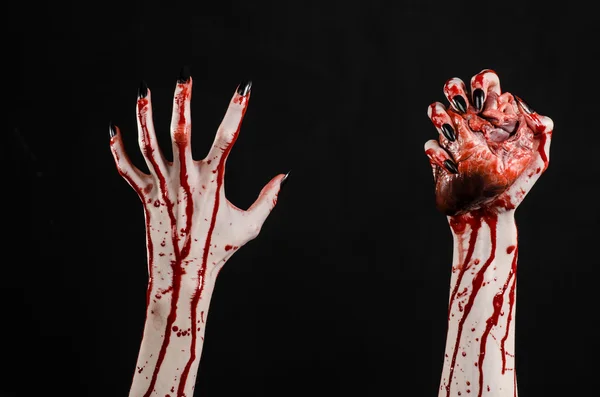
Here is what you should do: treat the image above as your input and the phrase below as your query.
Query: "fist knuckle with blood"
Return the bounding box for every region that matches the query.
[425,71,551,216]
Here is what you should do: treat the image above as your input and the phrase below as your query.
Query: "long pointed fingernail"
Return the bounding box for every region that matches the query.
[138,80,148,99]
[452,95,467,113]
[441,123,456,142]
[109,122,117,138]
[237,80,252,96]
[178,65,191,84]
[443,159,459,174]
[452,95,468,113]
[473,89,485,111]
[515,96,534,114]
[280,170,291,187]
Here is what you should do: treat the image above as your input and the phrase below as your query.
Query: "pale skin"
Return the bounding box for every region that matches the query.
[108,68,551,397]
[424,69,554,397]
[110,72,287,397]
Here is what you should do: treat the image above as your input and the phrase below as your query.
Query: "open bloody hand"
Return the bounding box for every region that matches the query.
[109,69,287,397]
[424,69,554,215]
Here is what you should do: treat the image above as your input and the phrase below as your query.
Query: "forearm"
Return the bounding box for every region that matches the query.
[129,253,216,397]
[439,210,518,397]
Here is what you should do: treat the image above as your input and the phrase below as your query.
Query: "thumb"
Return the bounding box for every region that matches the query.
[244,171,290,237]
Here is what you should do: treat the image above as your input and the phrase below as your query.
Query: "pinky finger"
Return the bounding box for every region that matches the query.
[514,97,554,169]
[109,122,151,194]
[514,96,554,135]
[424,139,459,174]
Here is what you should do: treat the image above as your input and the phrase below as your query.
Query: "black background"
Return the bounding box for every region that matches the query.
[4,1,599,396]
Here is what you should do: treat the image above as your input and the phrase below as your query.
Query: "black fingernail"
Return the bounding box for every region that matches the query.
[515,96,534,114]
[443,159,459,174]
[178,65,191,84]
[237,80,252,96]
[441,123,456,142]
[109,122,117,138]
[452,95,467,113]
[473,88,485,111]
[280,170,291,187]
[138,80,148,99]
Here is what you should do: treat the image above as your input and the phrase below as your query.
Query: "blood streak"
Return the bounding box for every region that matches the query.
[445,213,498,397]
[140,92,186,397]
[472,72,487,87]
[501,248,518,374]
[526,111,550,168]
[477,245,515,397]
[177,94,248,395]
[444,80,463,101]
[144,207,154,308]
[537,129,548,167]
[177,105,194,259]
[448,215,482,320]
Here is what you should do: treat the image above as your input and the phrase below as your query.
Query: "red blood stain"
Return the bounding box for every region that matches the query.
[475,233,517,396]
[538,138,548,169]
[141,91,189,396]
[448,213,482,320]
[444,80,463,99]
[177,93,248,395]
[506,245,515,254]
[472,72,489,87]
[477,288,505,396]
[501,247,518,374]
[445,212,497,397]
[143,208,154,309]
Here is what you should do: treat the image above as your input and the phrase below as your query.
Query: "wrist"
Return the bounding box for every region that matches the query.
[447,208,517,273]
[448,208,515,234]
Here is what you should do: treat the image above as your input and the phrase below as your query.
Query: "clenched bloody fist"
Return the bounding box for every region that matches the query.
[424,69,554,215]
